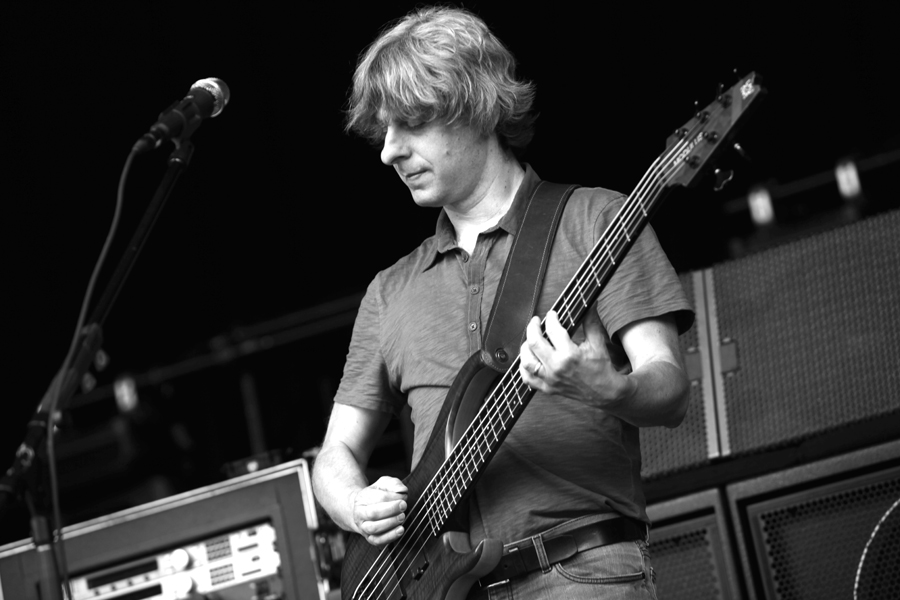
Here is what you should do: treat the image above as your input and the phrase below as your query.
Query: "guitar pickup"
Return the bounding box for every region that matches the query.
[412,557,430,580]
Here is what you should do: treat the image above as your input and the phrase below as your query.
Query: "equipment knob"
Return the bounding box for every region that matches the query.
[170,572,195,598]
[170,548,192,571]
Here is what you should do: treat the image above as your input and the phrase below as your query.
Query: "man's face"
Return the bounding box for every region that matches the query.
[380,118,491,209]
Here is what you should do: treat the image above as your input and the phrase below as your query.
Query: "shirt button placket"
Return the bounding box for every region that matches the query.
[464,239,490,353]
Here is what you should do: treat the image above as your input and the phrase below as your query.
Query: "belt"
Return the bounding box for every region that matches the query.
[478,517,647,587]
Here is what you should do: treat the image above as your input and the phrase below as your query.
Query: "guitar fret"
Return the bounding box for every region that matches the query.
[426,500,440,535]
[604,240,616,265]
[451,474,462,501]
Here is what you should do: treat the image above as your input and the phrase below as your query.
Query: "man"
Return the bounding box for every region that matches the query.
[312,6,693,599]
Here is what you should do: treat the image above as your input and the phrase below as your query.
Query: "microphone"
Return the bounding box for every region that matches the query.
[134,78,230,153]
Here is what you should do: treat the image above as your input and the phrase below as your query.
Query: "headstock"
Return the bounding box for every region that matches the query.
[664,72,765,189]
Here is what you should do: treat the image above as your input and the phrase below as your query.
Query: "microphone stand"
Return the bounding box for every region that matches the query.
[0,139,196,600]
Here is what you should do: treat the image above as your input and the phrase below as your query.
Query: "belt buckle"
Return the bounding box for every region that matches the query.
[479,578,509,590]
[479,546,525,588]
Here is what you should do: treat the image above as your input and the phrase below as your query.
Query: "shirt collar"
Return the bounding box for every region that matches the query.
[423,164,541,271]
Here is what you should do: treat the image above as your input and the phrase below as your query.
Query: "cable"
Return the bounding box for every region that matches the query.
[42,147,136,599]
[854,496,900,600]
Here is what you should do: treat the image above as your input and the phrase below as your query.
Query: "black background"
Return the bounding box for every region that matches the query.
[2,3,897,542]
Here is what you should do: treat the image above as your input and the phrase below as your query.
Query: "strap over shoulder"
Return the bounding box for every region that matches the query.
[481,181,579,374]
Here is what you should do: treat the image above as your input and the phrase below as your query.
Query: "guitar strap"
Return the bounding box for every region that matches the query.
[481,180,579,374]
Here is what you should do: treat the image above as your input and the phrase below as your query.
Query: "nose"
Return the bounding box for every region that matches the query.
[380,124,408,166]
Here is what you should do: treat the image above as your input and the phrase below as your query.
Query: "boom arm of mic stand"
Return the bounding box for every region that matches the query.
[89,140,196,329]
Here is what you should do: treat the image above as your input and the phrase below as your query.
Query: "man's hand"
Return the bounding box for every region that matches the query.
[351,476,408,546]
[518,309,633,408]
[518,309,689,427]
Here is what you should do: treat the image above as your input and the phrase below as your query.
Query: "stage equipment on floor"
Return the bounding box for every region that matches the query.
[0,459,333,600]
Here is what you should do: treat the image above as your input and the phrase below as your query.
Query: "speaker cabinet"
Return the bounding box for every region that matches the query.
[0,459,328,600]
[643,210,900,485]
[647,488,742,599]
[726,439,900,600]
[711,210,900,457]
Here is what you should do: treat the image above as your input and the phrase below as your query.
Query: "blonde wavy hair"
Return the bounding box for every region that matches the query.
[345,6,536,155]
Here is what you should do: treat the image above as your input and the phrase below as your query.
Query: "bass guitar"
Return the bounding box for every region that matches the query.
[341,73,766,600]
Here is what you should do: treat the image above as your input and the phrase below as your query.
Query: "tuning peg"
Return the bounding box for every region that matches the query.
[733,142,751,162]
[717,82,733,107]
[81,371,97,394]
[713,168,734,192]
[94,348,110,372]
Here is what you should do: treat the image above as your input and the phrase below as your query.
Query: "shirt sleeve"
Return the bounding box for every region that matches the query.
[332,274,406,415]
[593,194,694,340]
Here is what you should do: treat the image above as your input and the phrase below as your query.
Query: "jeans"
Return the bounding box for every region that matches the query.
[466,539,659,600]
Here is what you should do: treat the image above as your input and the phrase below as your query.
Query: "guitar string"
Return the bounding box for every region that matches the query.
[552,106,730,332]
[354,131,694,600]
[352,106,720,598]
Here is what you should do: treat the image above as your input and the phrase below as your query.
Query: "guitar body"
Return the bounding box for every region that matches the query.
[342,527,503,600]
[341,352,505,600]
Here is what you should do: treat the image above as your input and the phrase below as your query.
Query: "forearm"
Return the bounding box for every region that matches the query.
[312,442,370,533]
[604,358,689,428]
[521,311,690,428]
[312,403,407,545]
